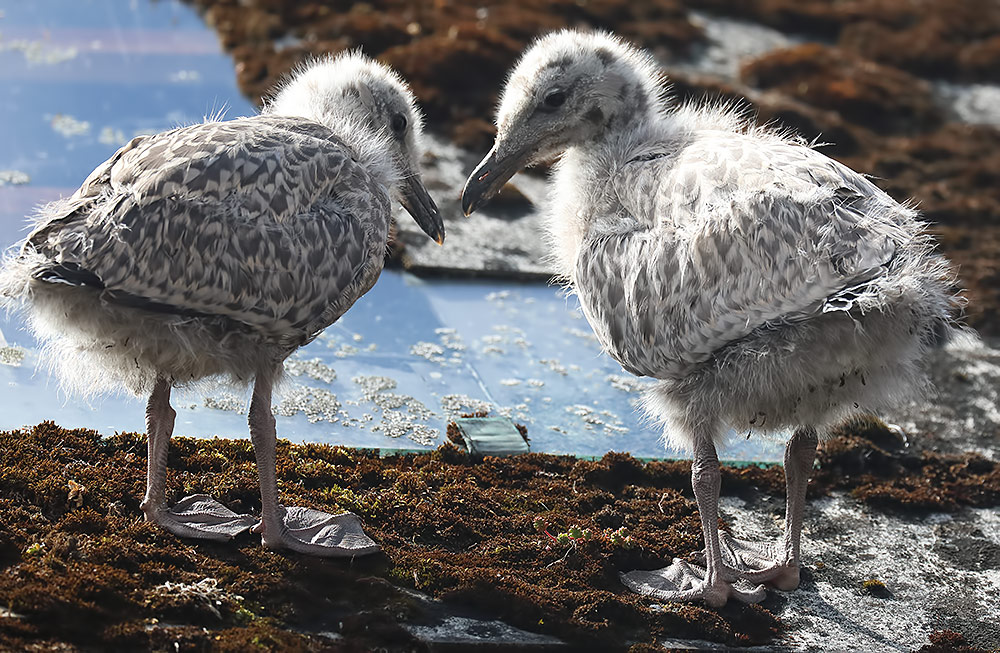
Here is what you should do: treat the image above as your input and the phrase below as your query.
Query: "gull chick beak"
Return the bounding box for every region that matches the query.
[461,141,532,217]
[400,174,445,245]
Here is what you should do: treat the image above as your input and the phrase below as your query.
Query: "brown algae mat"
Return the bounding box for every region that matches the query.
[1,419,998,650]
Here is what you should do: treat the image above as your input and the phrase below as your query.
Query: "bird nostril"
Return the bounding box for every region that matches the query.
[478,172,490,182]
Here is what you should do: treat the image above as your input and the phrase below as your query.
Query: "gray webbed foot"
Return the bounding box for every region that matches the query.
[143,494,257,541]
[254,506,380,557]
[695,532,801,591]
[621,558,766,607]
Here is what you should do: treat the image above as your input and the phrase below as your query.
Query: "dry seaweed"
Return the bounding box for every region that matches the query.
[2,420,997,650]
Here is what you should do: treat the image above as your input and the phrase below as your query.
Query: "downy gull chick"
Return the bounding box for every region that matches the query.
[462,30,958,605]
[0,52,444,556]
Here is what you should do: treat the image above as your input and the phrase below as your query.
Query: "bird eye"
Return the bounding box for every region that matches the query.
[543,90,566,109]
[391,113,407,134]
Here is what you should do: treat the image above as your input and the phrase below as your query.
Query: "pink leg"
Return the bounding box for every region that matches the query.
[249,371,379,557]
[713,426,818,590]
[777,426,818,589]
[141,377,256,540]
[622,419,765,607]
[140,378,174,519]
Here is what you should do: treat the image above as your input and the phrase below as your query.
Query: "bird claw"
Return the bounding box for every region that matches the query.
[145,494,257,541]
[259,505,380,558]
[621,558,766,608]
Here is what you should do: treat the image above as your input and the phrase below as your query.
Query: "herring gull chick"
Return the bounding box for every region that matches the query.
[462,30,958,605]
[0,52,444,556]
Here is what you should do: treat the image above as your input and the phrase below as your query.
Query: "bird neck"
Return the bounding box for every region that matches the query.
[544,114,678,277]
[268,107,402,196]
[327,114,402,194]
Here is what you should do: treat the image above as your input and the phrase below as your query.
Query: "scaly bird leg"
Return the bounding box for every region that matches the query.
[249,371,379,557]
[712,426,818,590]
[621,421,766,607]
[141,377,256,540]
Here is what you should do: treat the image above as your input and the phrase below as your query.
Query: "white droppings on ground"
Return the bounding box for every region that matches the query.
[440,393,493,417]
[283,357,337,384]
[606,374,647,393]
[0,36,77,65]
[168,70,202,83]
[353,375,397,395]
[565,327,597,342]
[0,346,26,367]
[98,126,125,146]
[565,404,628,436]
[435,327,467,352]
[353,375,439,445]
[410,341,446,363]
[496,402,531,423]
[538,358,568,376]
[203,393,244,413]
[50,114,90,137]
[0,170,30,187]
[329,342,360,358]
[410,329,466,365]
[500,378,522,386]
[486,290,512,303]
[273,385,341,423]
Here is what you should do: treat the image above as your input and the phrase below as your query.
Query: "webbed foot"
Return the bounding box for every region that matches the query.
[621,558,766,607]
[254,506,379,557]
[143,494,256,541]
[696,532,801,591]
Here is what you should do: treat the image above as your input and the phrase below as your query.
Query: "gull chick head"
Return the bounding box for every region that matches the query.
[462,30,666,215]
[266,52,444,244]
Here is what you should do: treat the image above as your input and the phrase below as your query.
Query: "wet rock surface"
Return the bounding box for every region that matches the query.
[1,420,997,651]
[182,0,1000,336]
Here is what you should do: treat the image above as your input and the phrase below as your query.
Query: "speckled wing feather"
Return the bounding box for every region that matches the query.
[24,116,389,340]
[574,132,911,378]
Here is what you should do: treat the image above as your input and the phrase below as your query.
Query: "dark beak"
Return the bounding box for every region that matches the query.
[461,142,532,217]
[400,174,445,245]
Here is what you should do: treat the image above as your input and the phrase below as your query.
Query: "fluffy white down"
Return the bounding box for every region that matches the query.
[517,33,962,452]
[264,50,426,202]
[1,250,281,397]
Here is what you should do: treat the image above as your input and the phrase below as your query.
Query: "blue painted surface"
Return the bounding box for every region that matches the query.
[0,0,786,462]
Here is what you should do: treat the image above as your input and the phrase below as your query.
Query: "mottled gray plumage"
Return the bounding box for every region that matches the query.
[463,30,960,607]
[14,116,388,389]
[1,52,443,557]
[570,128,950,438]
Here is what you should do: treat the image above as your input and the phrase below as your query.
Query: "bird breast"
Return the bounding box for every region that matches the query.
[568,129,911,380]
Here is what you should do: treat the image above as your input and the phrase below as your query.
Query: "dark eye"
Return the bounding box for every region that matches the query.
[391,113,407,134]
[543,90,566,109]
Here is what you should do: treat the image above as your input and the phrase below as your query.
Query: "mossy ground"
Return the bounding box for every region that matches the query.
[1,419,996,651]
